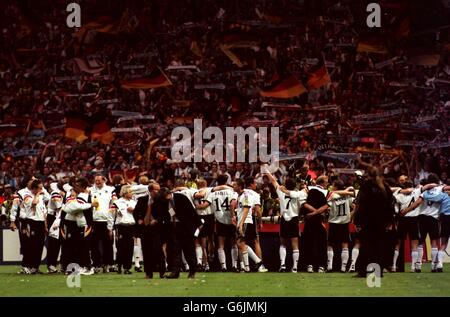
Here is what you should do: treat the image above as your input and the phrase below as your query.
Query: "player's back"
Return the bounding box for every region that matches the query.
[207,188,237,225]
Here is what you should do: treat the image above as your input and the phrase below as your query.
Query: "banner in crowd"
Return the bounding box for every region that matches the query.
[355,147,403,156]
[294,120,328,130]
[261,102,302,109]
[194,84,226,90]
[111,110,142,117]
[111,127,144,134]
[427,141,450,149]
[0,149,40,157]
[317,152,358,163]
[117,115,155,123]
[332,168,364,174]
[352,109,406,121]
[97,99,120,105]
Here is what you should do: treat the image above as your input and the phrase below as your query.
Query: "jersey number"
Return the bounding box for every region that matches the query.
[337,204,347,216]
[214,197,230,212]
[285,195,292,210]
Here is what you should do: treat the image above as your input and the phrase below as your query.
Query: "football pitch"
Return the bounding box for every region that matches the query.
[0,265,449,297]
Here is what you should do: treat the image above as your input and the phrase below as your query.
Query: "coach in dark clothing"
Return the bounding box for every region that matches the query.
[354,167,395,277]
[165,191,203,279]
[302,176,330,272]
[136,182,165,278]
[142,187,170,279]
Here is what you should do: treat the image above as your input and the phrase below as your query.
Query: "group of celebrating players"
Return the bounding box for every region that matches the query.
[3,165,450,277]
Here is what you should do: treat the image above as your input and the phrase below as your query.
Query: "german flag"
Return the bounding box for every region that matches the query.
[306,59,331,90]
[91,119,114,145]
[357,36,388,54]
[121,67,172,89]
[73,58,104,74]
[260,74,307,99]
[220,28,259,67]
[65,115,89,143]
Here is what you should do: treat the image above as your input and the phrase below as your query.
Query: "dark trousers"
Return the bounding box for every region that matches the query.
[28,220,46,270]
[64,220,91,269]
[90,222,113,267]
[46,214,61,267]
[303,220,327,269]
[166,222,196,275]
[141,224,166,276]
[18,218,30,268]
[358,228,385,277]
[47,237,61,267]
[116,225,134,270]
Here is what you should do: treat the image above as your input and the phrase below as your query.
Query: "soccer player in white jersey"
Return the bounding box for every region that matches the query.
[392,180,421,272]
[401,174,443,272]
[46,182,65,274]
[265,171,306,273]
[89,174,117,273]
[422,183,450,272]
[112,185,137,274]
[10,175,35,274]
[197,174,239,272]
[23,179,48,274]
[243,177,265,266]
[326,180,356,272]
[234,178,268,273]
[193,179,215,271]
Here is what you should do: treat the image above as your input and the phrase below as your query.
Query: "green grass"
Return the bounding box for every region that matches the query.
[0,264,449,297]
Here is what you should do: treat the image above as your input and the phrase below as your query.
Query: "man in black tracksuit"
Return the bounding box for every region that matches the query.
[164,191,203,279]
[302,176,330,273]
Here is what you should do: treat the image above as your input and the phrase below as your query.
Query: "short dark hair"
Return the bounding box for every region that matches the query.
[285,178,297,190]
[333,180,345,190]
[244,176,254,188]
[20,175,34,189]
[76,177,90,190]
[235,178,245,190]
[30,179,42,190]
[427,173,440,184]
[217,174,228,185]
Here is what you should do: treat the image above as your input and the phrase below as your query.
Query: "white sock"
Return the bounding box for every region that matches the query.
[411,250,418,270]
[182,252,189,270]
[327,250,334,270]
[247,246,261,264]
[133,245,141,267]
[218,248,226,269]
[351,248,359,266]
[279,245,287,266]
[417,245,423,266]
[195,246,203,265]
[231,246,238,268]
[431,247,438,268]
[437,250,445,268]
[341,248,349,268]
[292,249,299,270]
[393,249,399,268]
[242,251,249,270]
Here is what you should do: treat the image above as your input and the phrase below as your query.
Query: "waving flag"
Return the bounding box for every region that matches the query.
[306,58,331,90]
[260,74,307,99]
[121,67,172,89]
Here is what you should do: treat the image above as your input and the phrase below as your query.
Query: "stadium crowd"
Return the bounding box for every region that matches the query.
[0,0,449,276]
